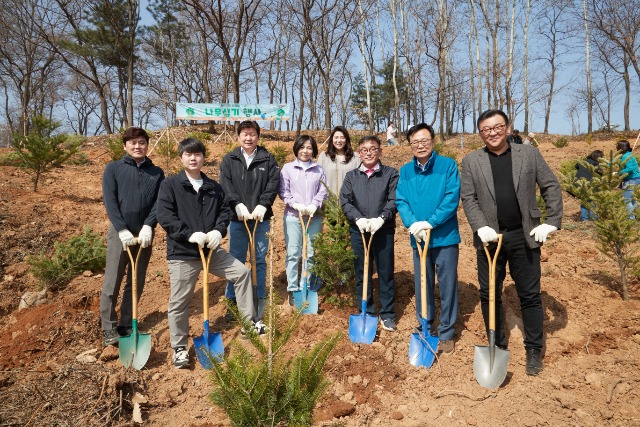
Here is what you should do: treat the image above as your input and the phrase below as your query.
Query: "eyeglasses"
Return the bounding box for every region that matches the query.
[410,139,434,148]
[479,124,507,135]
[359,147,379,155]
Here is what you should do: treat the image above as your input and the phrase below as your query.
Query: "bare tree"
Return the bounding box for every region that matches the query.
[583,0,593,134]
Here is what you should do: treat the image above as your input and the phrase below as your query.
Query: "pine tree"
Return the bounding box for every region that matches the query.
[11,116,83,191]
[208,235,340,426]
[310,185,356,306]
[562,151,640,301]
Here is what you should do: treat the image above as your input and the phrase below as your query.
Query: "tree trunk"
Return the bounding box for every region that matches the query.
[357,0,374,133]
[583,0,593,135]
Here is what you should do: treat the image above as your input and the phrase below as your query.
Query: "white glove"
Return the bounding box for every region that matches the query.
[356,218,370,233]
[306,204,317,217]
[188,232,208,248]
[409,221,432,239]
[252,205,267,222]
[417,230,428,243]
[368,217,385,234]
[292,203,307,215]
[530,223,558,243]
[477,226,499,246]
[206,230,222,249]
[138,225,153,248]
[235,203,251,220]
[118,229,137,250]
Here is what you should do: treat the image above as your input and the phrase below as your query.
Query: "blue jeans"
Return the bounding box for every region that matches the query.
[622,178,640,217]
[412,244,459,340]
[284,215,323,292]
[226,219,270,300]
[580,205,596,221]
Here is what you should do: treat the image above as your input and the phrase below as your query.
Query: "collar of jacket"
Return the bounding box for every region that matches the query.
[414,152,437,173]
[229,146,269,162]
[123,154,153,167]
[292,158,319,171]
[178,170,215,192]
[357,161,384,175]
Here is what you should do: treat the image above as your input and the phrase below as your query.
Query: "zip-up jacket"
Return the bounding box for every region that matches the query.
[102,155,164,234]
[279,159,327,217]
[219,146,280,222]
[396,153,461,249]
[157,170,230,260]
[340,162,399,230]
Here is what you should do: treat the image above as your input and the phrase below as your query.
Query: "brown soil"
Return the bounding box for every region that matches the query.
[1,128,639,426]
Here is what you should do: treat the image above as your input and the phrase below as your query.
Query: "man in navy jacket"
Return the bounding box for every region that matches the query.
[101,127,164,347]
[157,138,262,368]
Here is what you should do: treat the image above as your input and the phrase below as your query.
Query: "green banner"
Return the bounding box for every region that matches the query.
[176,103,289,121]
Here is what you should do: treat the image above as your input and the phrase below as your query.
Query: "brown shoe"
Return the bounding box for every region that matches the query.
[438,339,455,354]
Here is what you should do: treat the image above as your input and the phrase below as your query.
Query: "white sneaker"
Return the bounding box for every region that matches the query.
[241,320,267,337]
[173,346,189,369]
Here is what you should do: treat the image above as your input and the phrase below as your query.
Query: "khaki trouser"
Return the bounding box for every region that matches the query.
[167,248,255,349]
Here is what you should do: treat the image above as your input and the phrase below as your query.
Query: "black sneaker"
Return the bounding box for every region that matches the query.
[103,329,119,347]
[525,348,543,376]
[173,346,189,369]
[117,325,132,336]
[380,318,396,331]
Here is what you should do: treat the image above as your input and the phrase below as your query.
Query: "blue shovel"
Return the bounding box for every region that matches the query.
[293,212,318,314]
[194,246,224,368]
[408,230,440,368]
[348,231,378,344]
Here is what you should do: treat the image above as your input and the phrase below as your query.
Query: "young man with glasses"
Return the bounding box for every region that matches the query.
[100,127,165,346]
[460,109,562,376]
[340,135,399,331]
[396,123,460,353]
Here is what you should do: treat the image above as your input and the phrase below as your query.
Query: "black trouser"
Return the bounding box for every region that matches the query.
[350,225,395,320]
[476,228,543,350]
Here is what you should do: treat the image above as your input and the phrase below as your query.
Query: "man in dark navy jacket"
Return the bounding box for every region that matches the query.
[340,135,399,332]
[157,138,261,369]
[101,127,164,347]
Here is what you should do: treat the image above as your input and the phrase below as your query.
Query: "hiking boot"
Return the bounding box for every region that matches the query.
[103,329,119,347]
[117,325,132,336]
[438,339,455,354]
[525,348,543,376]
[380,318,396,332]
[173,346,189,369]
[288,292,294,306]
[224,299,237,322]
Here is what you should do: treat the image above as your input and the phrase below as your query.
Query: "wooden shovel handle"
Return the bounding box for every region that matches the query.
[360,231,375,302]
[198,246,214,323]
[298,211,313,262]
[243,218,259,286]
[483,234,503,331]
[415,230,431,321]
[125,240,142,320]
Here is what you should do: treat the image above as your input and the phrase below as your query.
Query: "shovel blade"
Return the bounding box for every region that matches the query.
[293,288,318,314]
[348,310,378,344]
[118,320,151,370]
[194,322,224,369]
[473,344,510,389]
[408,332,439,368]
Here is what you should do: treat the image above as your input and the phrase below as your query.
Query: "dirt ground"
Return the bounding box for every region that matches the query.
[0,127,639,426]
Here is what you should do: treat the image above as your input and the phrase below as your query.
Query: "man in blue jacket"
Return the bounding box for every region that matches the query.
[101,127,164,347]
[340,135,399,331]
[397,123,460,353]
[220,121,280,320]
[157,138,262,369]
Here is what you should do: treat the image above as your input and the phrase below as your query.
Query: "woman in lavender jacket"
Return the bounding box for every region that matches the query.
[279,135,328,305]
